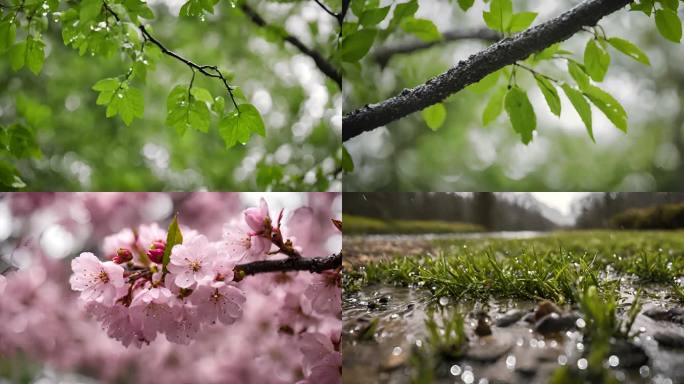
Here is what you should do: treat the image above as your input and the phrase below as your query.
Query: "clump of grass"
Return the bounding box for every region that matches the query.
[409,310,467,383]
[344,214,484,235]
[347,231,684,303]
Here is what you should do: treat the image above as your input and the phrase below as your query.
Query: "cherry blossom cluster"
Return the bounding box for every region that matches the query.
[69,198,341,352]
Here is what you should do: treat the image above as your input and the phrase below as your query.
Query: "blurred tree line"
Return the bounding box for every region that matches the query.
[343,192,557,231]
[574,192,684,228]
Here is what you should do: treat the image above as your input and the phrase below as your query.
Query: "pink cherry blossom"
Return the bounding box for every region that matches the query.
[244,197,270,233]
[69,253,125,304]
[129,284,175,342]
[168,234,217,288]
[303,269,341,316]
[223,220,270,262]
[299,332,342,384]
[192,282,246,325]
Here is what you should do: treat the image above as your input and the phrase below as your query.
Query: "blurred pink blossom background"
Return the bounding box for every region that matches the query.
[0,192,342,384]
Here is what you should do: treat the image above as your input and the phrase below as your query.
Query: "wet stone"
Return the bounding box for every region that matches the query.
[534,312,579,334]
[644,307,684,325]
[534,300,561,321]
[610,339,649,369]
[522,312,536,324]
[475,312,493,336]
[654,331,684,349]
[465,338,514,362]
[495,309,527,327]
[378,295,391,304]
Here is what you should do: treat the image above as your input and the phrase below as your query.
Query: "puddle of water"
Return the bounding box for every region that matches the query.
[343,284,684,384]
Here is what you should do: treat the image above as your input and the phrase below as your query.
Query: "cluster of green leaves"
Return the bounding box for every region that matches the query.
[482,0,537,35]
[470,29,649,144]
[0,95,48,189]
[341,0,440,64]
[632,0,683,42]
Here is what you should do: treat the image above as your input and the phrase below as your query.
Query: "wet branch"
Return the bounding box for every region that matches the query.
[374,28,501,66]
[342,0,631,142]
[240,3,342,88]
[233,253,342,278]
[103,2,239,110]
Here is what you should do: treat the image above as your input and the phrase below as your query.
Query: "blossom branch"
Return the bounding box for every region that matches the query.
[342,0,631,141]
[233,253,342,280]
[240,3,342,88]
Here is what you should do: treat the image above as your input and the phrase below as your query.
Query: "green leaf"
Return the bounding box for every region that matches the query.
[457,0,475,12]
[9,41,26,71]
[659,0,679,11]
[483,0,512,33]
[118,87,144,126]
[93,77,121,92]
[26,36,45,75]
[400,17,441,42]
[212,96,225,114]
[218,103,265,148]
[0,161,25,189]
[188,99,210,132]
[7,125,41,159]
[655,9,682,42]
[0,20,16,52]
[342,145,354,172]
[98,83,144,126]
[584,39,610,82]
[359,6,390,27]
[631,0,655,16]
[124,0,155,22]
[532,43,560,62]
[561,83,594,142]
[534,76,561,116]
[584,85,627,132]
[80,0,102,23]
[466,70,500,94]
[190,87,213,104]
[607,37,650,65]
[568,60,590,90]
[508,12,537,33]
[340,28,377,62]
[421,103,447,131]
[389,0,418,30]
[504,86,536,144]
[482,86,506,126]
[162,214,183,273]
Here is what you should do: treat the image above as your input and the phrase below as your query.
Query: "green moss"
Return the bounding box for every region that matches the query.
[343,214,484,235]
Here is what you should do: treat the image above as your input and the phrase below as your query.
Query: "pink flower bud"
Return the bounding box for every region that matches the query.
[147,247,164,264]
[113,248,133,264]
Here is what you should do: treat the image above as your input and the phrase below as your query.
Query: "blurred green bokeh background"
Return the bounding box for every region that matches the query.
[1,0,342,191]
[343,1,684,191]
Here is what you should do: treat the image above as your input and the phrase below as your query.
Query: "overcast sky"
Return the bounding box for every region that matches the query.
[531,192,590,217]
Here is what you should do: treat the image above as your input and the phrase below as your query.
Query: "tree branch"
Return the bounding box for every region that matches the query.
[240,3,342,88]
[233,253,342,279]
[103,2,239,110]
[374,28,501,67]
[342,0,631,142]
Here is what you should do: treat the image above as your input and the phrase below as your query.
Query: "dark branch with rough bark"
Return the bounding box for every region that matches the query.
[233,253,342,279]
[374,28,501,66]
[342,0,631,142]
[241,3,342,88]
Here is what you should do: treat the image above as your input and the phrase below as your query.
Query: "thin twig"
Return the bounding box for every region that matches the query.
[103,2,239,110]
[241,3,342,88]
[374,28,502,66]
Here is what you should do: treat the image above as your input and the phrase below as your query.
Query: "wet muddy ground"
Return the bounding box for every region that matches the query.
[343,233,684,384]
